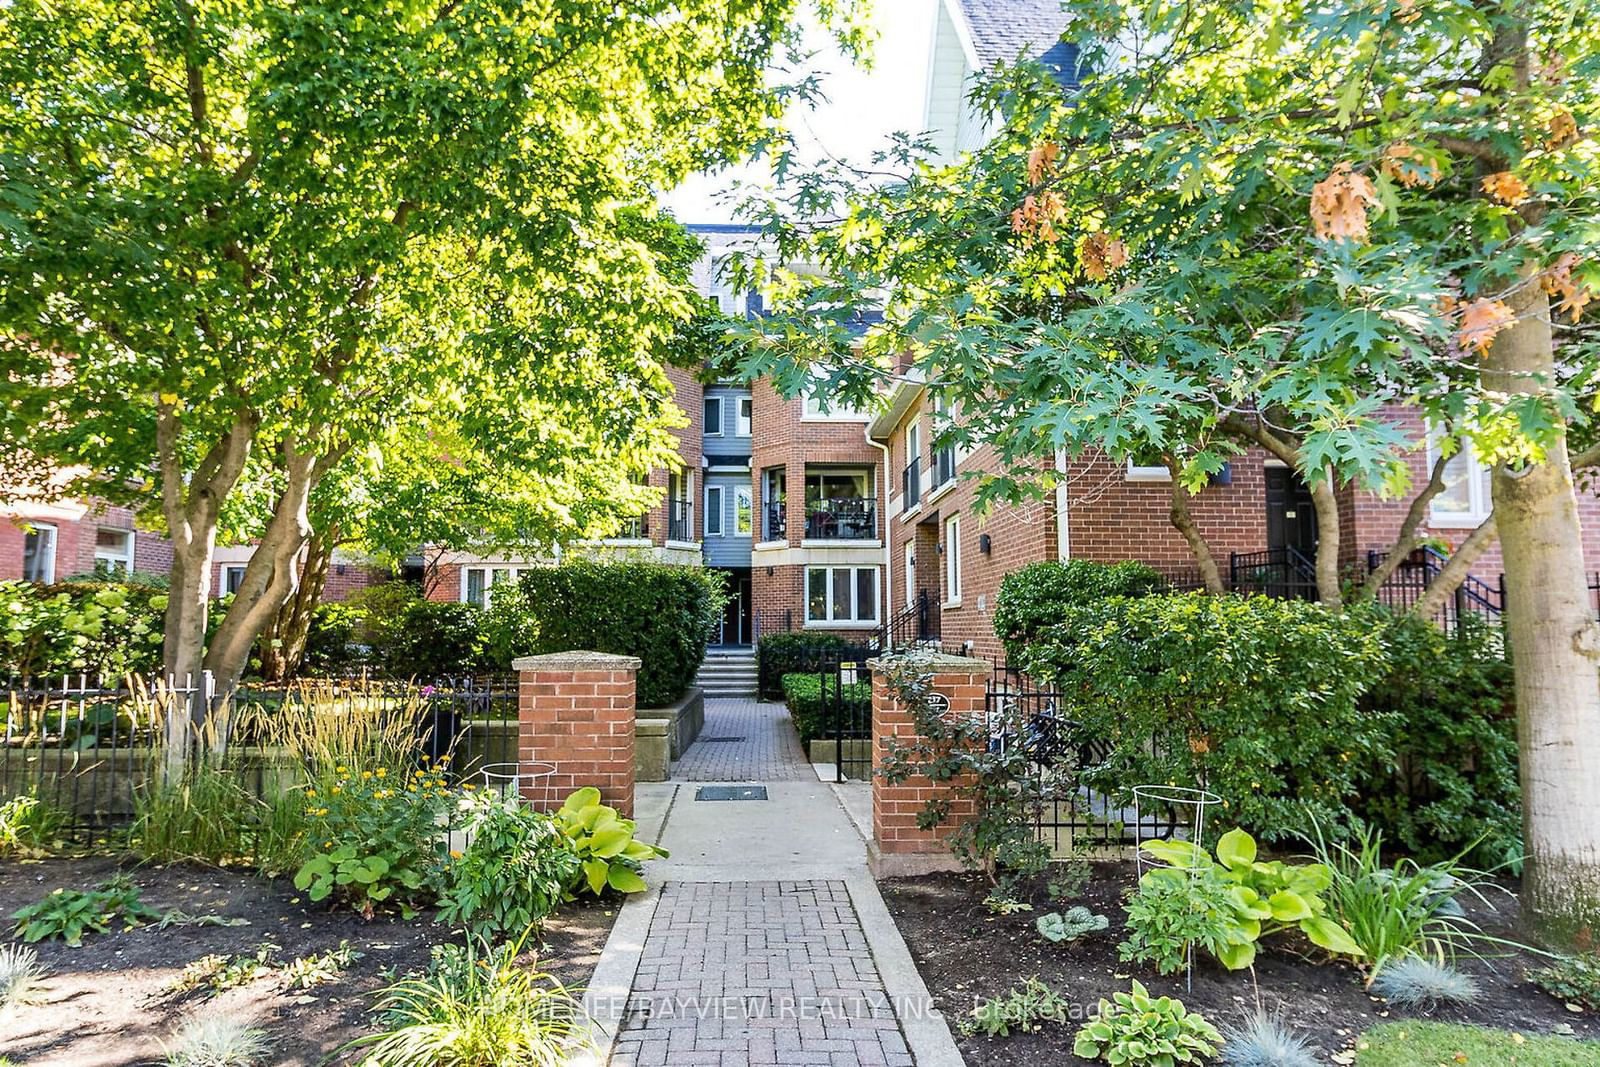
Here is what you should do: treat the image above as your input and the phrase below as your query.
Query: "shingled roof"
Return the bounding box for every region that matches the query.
[953,0,1081,85]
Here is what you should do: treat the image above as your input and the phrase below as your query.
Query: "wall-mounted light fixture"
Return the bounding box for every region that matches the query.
[978,534,992,555]
[766,566,774,576]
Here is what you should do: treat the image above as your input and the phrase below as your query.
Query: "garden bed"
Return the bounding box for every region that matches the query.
[881,862,1600,1066]
[0,855,616,1066]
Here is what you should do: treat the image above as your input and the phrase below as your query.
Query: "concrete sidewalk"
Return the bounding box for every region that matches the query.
[578,780,963,1067]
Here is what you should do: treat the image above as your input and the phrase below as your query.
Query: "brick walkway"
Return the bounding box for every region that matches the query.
[610,881,914,1067]
[672,697,813,782]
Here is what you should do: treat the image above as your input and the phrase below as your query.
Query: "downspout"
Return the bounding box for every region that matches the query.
[1054,449,1071,560]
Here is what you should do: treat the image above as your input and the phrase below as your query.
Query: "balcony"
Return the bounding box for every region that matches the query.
[805,497,877,540]
[764,501,787,541]
[902,456,922,508]
[667,499,691,542]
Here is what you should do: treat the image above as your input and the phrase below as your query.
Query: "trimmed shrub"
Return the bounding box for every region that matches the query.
[781,672,871,743]
[0,580,166,681]
[993,559,1164,663]
[489,561,725,707]
[756,631,850,699]
[300,600,364,676]
[383,600,487,679]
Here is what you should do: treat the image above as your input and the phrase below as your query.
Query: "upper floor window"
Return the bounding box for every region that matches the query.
[220,563,248,596]
[944,514,963,604]
[705,485,725,536]
[1125,444,1172,482]
[734,487,753,536]
[802,370,869,420]
[703,397,723,436]
[22,523,57,583]
[95,528,135,575]
[736,396,753,437]
[1429,436,1493,526]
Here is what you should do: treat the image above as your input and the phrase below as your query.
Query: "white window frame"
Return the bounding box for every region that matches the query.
[461,564,532,609]
[1125,456,1172,482]
[22,522,57,583]
[734,486,753,536]
[1427,434,1493,527]
[94,527,136,575]
[944,514,962,606]
[903,542,916,607]
[804,565,880,626]
[705,485,724,536]
[220,563,248,596]
[735,396,753,437]
[703,396,723,436]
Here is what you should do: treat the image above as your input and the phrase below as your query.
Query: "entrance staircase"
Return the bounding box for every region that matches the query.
[696,648,758,698]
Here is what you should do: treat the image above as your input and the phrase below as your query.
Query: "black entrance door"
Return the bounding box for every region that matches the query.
[717,569,753,646]
[1265,466,1318,555]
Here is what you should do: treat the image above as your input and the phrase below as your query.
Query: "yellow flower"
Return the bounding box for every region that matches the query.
[408,786,418,793]
[414,771,426,779]
[438,755,451,764]
[323,840,333,848]
[331,786,342,795]
[337,766,348,774]
[362,771,373,780]
[462,784,476,792]
[375,768,387,778]
[449,849,463,859]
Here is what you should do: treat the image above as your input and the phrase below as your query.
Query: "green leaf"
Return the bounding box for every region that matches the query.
[607,865,648,893]
[1301,915,1363,957]
[1268,890,1312,922]
[1216,828,1256,870]
[1215,938,1257,970]
[583,858,609,895]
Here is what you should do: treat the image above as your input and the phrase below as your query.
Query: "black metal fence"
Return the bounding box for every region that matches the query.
[1,672,519,843]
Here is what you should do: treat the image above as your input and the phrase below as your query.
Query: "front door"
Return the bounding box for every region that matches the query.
[1264,466,1318,557]
[716,568,754,646]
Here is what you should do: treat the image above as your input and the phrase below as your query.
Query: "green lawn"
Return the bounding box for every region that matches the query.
[1357,1022,1600,1065]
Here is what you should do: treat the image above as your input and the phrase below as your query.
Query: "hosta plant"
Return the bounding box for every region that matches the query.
[10,875,159,947]
[554,788,667,897]
[1140,828,1363,969]
[1037,906,1109,943]
[1073,981,1221,1065]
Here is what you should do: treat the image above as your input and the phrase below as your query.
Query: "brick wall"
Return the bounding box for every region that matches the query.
[1,502,172,583]
[515,651,639,816]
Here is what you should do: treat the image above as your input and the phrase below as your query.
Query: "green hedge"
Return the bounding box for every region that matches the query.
[993,559,1166,664]
[1,580,166,680]
[756,632,851,700]
[781,671,872,744]
[484,561,726,707]
[1011,593,1518,860]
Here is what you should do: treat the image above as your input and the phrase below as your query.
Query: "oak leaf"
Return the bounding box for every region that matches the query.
[1026,142,1060,184]
[1457,298,1515,354]
[1380,143,1439,188]
[1481,171,1530,206]
[1541,254,1593,322]
[1310,162,1380,242]
[1548,110,1579,149]
[1080,232,1129,281]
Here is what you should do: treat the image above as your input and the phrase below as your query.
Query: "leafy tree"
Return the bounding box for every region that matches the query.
[0,0,864,701]
[736,0,1600,942]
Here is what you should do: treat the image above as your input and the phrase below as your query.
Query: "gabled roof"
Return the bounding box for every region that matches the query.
[950,0,1081,86]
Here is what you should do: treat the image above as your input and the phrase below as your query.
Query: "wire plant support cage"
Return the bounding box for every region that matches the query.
[1131,784,1223,991]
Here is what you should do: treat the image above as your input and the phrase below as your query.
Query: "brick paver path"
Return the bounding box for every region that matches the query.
[610,881,914,1067]
[673,697,813,782]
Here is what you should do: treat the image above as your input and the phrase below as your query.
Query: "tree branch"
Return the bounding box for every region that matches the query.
[1358,449,1451,600]
[1411,512,1499,620]
[1165,457,1225,592]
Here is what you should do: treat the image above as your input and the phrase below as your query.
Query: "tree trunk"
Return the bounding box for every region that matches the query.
[1309,470,1342,607]
[1484,281,1600,948]
[259,526,336,682]
[1166,458,1225,592]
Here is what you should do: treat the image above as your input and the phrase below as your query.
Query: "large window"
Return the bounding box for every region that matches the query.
[95,528,136,575]
[944,514,962,604]
[703,396,723,436]
[806,566,879,625]
[1429,437,1493,526]
[803,468,876,540]
[463,565,530,608]
[22,523,56,583]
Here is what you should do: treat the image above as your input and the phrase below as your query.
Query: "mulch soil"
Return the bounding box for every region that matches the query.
[0,854,616,1066]
[882,861,1600,1066]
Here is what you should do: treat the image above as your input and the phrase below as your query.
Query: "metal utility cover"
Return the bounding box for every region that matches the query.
[695,786,768,801]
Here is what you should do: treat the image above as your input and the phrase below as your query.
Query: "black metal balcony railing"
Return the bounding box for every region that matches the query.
[764,502,787,541]
[932,446,956,489]
[804,497,877,540]
[618,515,647,539]
[667,499,690,542]
[902,457,921,508]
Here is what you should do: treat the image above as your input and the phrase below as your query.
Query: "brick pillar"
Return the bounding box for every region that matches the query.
[513,650,640,817]
[866,653,990,877]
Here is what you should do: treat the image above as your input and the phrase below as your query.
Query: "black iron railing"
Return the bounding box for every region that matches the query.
[764,501,787,541]
[902,457,922,508]
[882,589,939,649]
[805,497,877,540]
[1228,547,1319,601]
[667,499,691,542]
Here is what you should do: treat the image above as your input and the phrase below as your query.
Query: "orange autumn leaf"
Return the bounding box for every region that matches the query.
[1541,253,1594,322]
[1380,142,1440,188]
[1481,171,1530,206]
[1548,110,1579,149]
[1310,162,1380,242]
[1457,298,1515,354]
[1080,232,1129,281]
[1393,0,1420,23]
[1026,142,1060,184]
[1011,191,1066,246]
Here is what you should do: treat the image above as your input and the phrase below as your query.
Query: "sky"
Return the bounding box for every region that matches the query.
[661,1,941,225]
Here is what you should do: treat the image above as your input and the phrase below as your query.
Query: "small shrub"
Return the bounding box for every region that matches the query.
[438,793,581,939]
[1045,858,1092,901]
[781,671,871,743]
[300,599,364,675]
[1528,954,1600,1012]
[993,558,1165,662]
[0,944,46,1014]
[0,790,67,856]
[10,875,159,946]
[958,977,1074,1037]
[1370,955,1482,1011]
[756,631,849,699]
[1219,1009,1319,1067]
[1036,906,1108,943]
[292,761,456,918]
[0,579,166,682]
[162,1016,272,1067]
[347,937,588,1066]
[386,600,488,678]
[1118,866,1243,976]
[553,787,667,897]
[1073,980,1221,1065]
